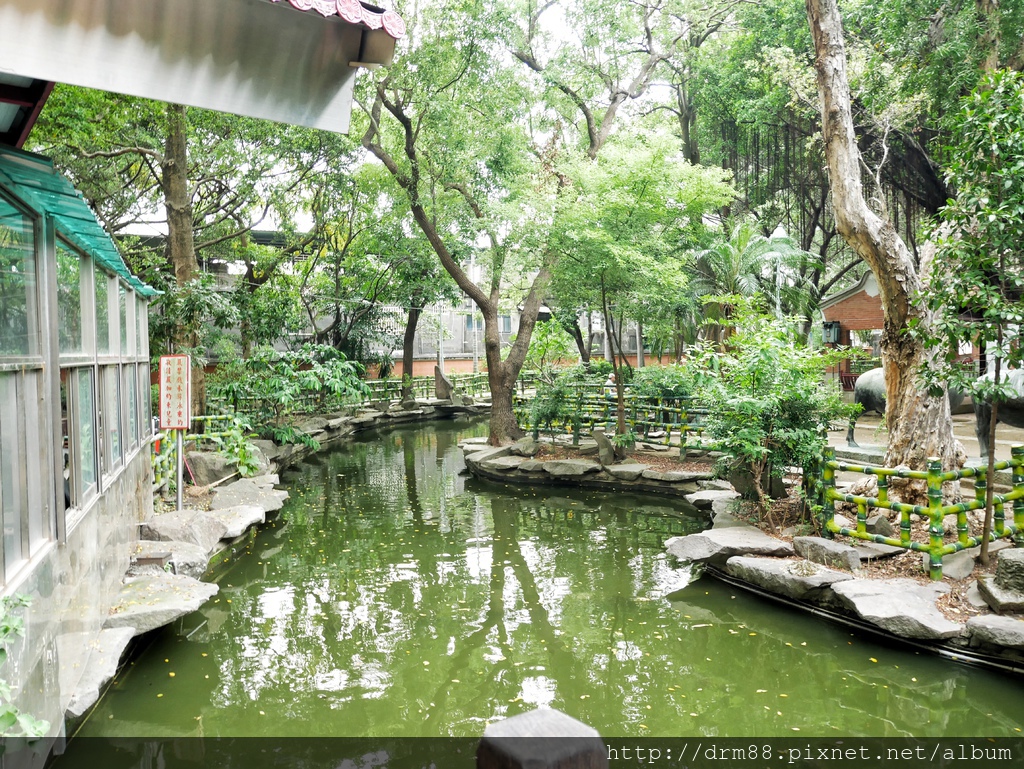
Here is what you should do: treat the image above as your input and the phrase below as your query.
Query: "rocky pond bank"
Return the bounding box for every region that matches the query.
[460,435,1024,674]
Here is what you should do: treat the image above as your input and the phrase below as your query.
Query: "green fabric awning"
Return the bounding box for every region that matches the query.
[0,145,158,297]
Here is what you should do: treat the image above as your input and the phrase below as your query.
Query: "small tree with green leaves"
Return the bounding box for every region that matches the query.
[918,69,1024,563]
[689,298,856,518]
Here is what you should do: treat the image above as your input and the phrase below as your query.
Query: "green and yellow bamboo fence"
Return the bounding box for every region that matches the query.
[514,386,710,457]
[814,445,1024,580]
[152,414,249,493]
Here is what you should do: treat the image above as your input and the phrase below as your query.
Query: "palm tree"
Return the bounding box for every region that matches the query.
[689,217,820,343]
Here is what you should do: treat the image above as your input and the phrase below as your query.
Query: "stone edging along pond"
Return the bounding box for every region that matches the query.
[78,403,1023,725]
[460,435,1024,676]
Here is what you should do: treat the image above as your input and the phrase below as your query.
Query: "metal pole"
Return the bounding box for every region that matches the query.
[176,429,184,511]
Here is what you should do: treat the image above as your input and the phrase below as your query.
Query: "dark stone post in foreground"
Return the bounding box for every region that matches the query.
[477,708,608,769]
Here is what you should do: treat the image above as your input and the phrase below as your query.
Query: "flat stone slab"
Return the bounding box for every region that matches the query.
[250,473,280,488]
[210,479,289,512]
[830,578,963,640]
[205,504,266,539]
[106,573,219,637]
[132,539,210,580]
[851,542,904,560]
[65,627,136,719]
[140,509,229,554]
[710,509,747,529]
[464,446,512,466]
[725,556,854,601]
[966,615,1024,649]
[642,469,708,483]
[542,459,602,477]
[666,526,794,567]
[518,460,546,472]
[794,536,860,572]
[685,489,739,511]
[481,456,528,471]
[606,464,647,481]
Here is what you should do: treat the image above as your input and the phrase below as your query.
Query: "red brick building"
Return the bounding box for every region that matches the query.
[820,272,884,387]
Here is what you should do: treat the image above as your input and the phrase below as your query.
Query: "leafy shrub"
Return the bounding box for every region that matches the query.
[208,344,370,427]
[688,299,856,515]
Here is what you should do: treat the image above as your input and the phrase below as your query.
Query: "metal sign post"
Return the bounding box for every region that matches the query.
[159,355,192,511]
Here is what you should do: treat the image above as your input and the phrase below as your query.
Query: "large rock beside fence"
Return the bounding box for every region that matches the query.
[829,578,963,640]
[977,548,1024,614]
[591,427,617,465]
[666,527,794,567]
[186,451,237,487]
[141,509,230,554]
[435,366,454,399]
[725,556,854,601]
[966,615,1024,650]
[794,536,861,572]
[105,573,219,637]
[542,459,602,477]
[210,478,289,513]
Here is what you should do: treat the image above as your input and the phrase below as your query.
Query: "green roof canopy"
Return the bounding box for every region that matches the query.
[0,145,158,298]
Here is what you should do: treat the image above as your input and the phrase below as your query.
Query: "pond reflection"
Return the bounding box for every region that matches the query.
[78,420,1024,738]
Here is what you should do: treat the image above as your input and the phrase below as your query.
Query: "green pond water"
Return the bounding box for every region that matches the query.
[78,419,1024,739]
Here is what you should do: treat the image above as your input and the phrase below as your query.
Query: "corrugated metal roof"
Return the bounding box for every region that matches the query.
[0,145,158,297]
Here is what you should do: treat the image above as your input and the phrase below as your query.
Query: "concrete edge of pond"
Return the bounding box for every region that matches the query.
[68,401,490,729]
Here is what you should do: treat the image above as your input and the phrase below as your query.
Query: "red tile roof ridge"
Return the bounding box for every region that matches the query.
[269,0,405,39]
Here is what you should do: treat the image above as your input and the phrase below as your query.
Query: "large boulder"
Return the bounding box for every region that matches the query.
[665,527,794,567]
[186,451,237,487]
[725,556,854,601]
[591,427,619,465]
[140,509,230,554]
[435,366,454,399]
[829,578,963,640]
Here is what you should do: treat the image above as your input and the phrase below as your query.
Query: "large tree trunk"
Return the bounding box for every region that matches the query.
[401,304,422,400]
[806,0,959,486]
[162,103,206,420]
